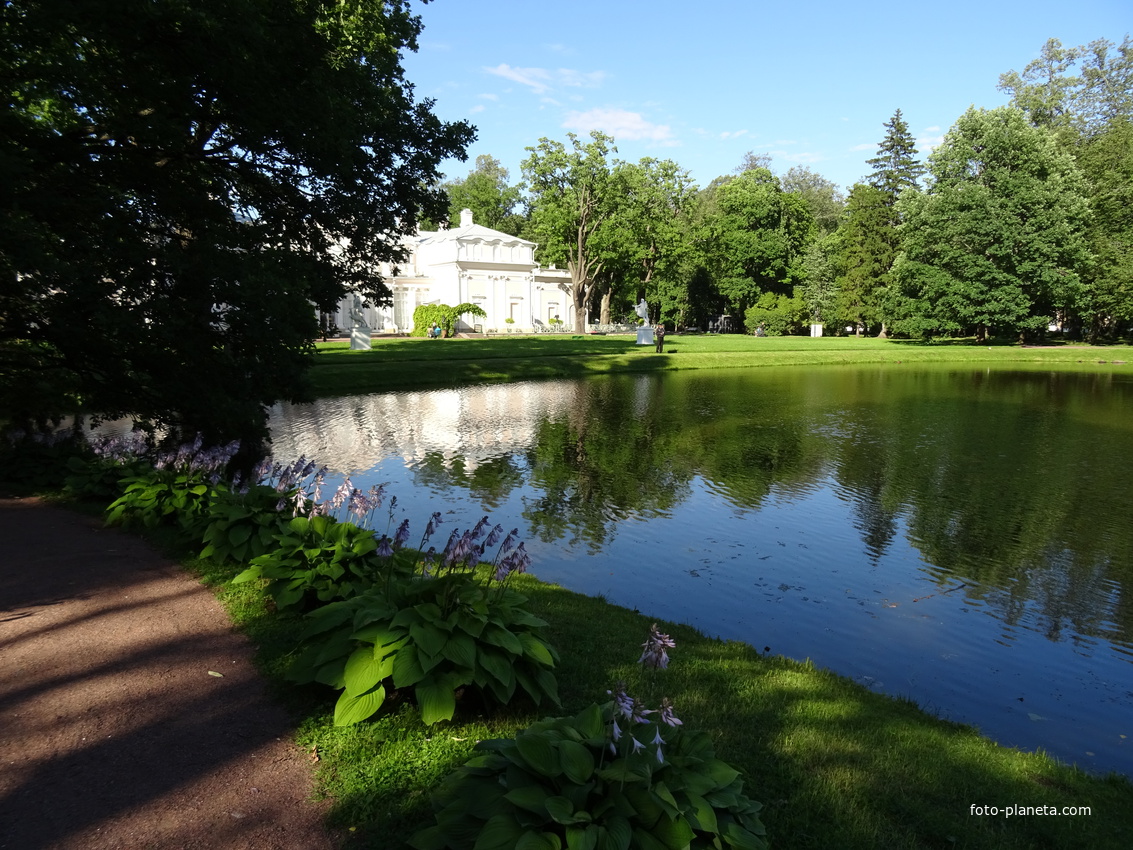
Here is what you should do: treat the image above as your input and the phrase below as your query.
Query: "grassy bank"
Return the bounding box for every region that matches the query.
[308,334,1130,397]
[192,552,1132,849]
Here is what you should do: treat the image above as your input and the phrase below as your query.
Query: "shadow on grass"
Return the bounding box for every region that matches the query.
[317,579,1133,850]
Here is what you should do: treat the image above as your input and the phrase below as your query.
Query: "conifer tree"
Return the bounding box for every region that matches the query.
[866,109,926,202]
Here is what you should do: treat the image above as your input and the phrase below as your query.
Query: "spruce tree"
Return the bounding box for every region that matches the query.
[866,109,926,202]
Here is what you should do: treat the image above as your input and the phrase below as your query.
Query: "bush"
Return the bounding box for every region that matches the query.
[412,302,488,337]
[744,291,806,336]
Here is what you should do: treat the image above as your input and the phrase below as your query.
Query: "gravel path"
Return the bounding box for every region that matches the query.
[0,497,340,850]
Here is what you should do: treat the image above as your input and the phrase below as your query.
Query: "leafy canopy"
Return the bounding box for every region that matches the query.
[0,0,473,446]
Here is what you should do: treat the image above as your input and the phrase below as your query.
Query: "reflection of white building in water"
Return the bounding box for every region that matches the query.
[325,209,574,335]
[269,381,583,475]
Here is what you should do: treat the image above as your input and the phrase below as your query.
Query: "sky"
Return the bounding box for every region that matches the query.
[400,0,1130,194]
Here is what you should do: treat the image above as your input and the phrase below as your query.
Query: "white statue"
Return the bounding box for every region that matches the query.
[349,294,372,350]
[634,298,654,346]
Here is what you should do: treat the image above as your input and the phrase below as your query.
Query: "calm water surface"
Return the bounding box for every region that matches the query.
[268,365,1133,776]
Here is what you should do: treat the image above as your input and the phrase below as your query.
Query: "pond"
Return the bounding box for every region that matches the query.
[268,365,1133,777]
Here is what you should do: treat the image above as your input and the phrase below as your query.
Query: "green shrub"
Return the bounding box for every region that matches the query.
[412,302,488,337]
[232,513,386,610]
[289,571,560,726]
[199,483,298,565]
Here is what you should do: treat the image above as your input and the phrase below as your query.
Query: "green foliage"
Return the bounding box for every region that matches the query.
[1,0,472,445]
[232,514,384,611]
[63,452,149,502]
[412,303,489,337]
[744,292,806,336]
[106,467,220,540]
[289,574,560,727]
[523,132,619,332]
[199,484,297,565]
[438,155,526,235]
[835,183,894,335]
[892,107,1091,341]
[865,108,926,199]
[0,432,88,495]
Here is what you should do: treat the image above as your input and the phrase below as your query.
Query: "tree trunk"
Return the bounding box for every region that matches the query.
[600,290,612,325]
[877,322,888,339]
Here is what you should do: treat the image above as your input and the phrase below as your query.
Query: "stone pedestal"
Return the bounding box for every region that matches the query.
[350,325,372,350]
[636,327,654,345]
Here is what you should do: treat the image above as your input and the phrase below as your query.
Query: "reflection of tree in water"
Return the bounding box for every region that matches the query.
[410,451,525,510]
[522,379,691,550]
[835,369,1133,646]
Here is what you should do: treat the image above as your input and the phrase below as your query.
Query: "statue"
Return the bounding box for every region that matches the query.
[349,294,372,350]
[634,298,654,346]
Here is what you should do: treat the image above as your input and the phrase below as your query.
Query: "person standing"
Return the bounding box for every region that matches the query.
[654,322,666,353]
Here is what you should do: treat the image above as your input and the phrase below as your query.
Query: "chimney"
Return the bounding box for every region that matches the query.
[460,208,473,228]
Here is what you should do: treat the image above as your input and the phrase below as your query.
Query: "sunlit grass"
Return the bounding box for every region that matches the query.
[308,334,1130,398]
[188,555,1133,849]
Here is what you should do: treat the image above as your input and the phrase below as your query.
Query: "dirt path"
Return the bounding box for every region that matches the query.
[0,497,340,850]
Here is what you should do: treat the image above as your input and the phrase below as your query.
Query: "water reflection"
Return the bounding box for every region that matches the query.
[268,366,1133,775]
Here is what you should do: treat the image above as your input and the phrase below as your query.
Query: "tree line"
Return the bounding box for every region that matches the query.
[1,7,1128,450]
[439,37,1132,342]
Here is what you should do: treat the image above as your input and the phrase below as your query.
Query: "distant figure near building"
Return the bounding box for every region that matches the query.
[349,294,372,350]
[654,322,666,353]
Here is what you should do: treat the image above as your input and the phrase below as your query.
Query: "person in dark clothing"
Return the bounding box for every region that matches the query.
[654,322,666,353]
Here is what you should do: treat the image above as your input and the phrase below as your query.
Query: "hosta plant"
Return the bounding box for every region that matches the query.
[105,437,239,537]
[232,513,387,610]
[287,517,559,726]
[199,483,300,565]
[411,626,769,850]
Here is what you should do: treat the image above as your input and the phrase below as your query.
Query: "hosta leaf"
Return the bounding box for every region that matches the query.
[471,814,524,850]
[477,648,514,687]
[516,831,561,850]
[343,646,390,697]
[516,732,561,777]
[545,795,590,825]
[602,816,633,850]
[565,825,599,850]
[648,813,695,850]
[228,523,252,546]
[504,784,551,815]
[392,643,426,687]
[482,624,523,655]
[684,792,718,833]
[705,760,740,789]
[333,684,385,726]
[518,633,555,667]
[416,678,457,725]
[557,739,595,785]
[442,631,477,670]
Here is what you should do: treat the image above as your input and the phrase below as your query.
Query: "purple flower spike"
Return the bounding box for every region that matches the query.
[638,623,676,670]
[472,516,490,538]
[659,698,683,728]
[425,511,442,537]
[376,536,394,558]
[485,524,503,548]
[394,519,411,548]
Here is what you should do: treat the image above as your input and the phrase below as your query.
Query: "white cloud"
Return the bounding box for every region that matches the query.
[917,133,944,152]
[557,69,606,88]
[468,104,485,114]
[484,63,553,94]
[562,108,677,144]
[720,129,749,140]
[850,142,874,151]
[478,93,499,102]
[482,64,605,95]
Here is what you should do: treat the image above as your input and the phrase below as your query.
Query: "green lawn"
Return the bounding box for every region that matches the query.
[308,334,1130,397]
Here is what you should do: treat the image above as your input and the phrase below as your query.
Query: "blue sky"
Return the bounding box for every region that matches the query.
[401,0,1129,194]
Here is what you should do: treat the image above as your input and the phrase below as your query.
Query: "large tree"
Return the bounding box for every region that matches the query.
[0,0,472,446]
[522,132,617,333]
[591,157,696,325]
[707,168,815,318]
[781,165,846,235]
[892,107,1091,342]
[438,154,524,235]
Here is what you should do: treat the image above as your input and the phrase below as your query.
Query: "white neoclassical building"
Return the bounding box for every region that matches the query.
[324,209,575,335]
